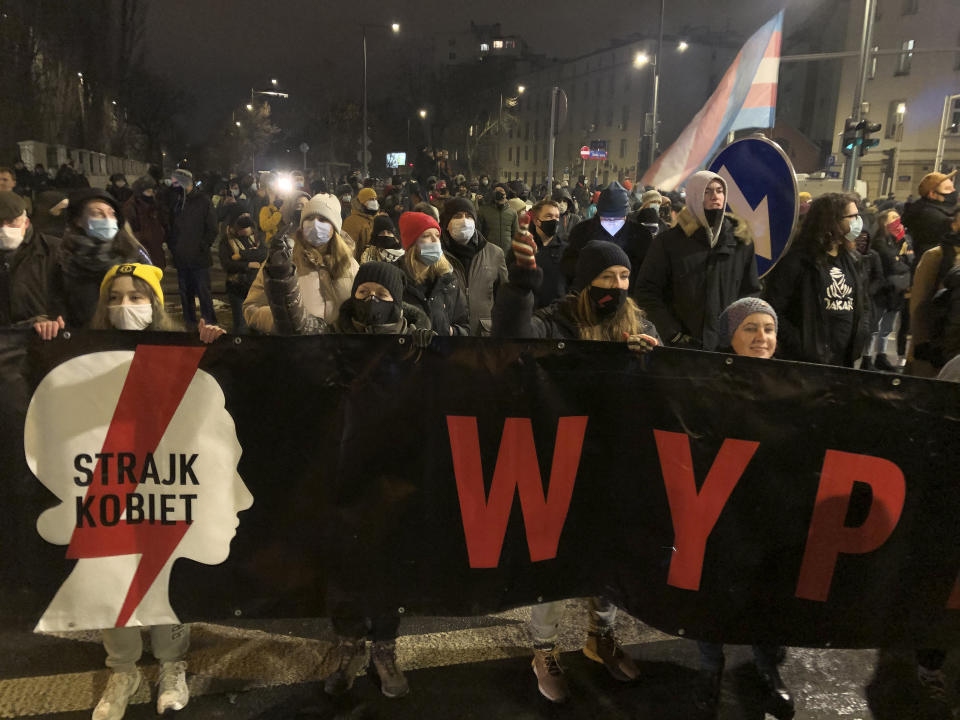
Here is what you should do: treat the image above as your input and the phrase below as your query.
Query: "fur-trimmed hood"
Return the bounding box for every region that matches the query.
[675,206,753,246]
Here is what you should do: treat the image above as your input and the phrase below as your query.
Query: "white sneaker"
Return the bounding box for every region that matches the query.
[156,660,189,714]
[92,668,142,720]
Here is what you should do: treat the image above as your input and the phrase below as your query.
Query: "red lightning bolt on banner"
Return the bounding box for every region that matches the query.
[66,344,206,628]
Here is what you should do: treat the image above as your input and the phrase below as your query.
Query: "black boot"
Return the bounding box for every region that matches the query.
[693,661,723,715]
[758,666,795,719]
[860,355,874,371]
[874,354,897,372]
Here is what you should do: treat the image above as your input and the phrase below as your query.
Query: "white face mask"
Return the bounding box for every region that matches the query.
[304,220,333,247]
[557,201,568,214]
[365,199,379,211]
[108,303,153,331]
[600,218,626,236]
[0,225,25,250]
[448,218,475,243]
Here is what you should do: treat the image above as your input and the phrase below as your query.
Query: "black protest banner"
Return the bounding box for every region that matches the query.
[2,329,959,648]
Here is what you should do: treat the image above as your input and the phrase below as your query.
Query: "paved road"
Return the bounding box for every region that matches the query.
[1,601,951,719]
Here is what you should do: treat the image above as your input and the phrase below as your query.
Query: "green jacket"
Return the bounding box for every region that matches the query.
[477,202,519,255]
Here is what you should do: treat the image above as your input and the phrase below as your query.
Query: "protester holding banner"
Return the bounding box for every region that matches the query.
[243,193,359,334]
[692,296,793,718]
[332,261,433,342]
[762,193,870,367]
[52,188,152,330]
[634,171,760,351]
[84,263,223,719]
[396,210,469,337]
[492,237,657,703]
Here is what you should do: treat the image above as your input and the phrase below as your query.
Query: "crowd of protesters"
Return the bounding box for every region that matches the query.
[1,150,958,720]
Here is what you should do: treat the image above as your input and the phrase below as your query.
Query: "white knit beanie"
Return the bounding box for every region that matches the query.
[301,193,342,234]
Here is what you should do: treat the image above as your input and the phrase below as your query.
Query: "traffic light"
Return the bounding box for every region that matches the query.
[858,120,882,154]
[841,117,858,157]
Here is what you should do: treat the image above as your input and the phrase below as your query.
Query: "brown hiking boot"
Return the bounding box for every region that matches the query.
[583,629,640,682]
[532,646,569,703]
[371,640,409,698]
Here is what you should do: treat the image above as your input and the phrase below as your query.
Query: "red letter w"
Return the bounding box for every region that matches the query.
[447,416,588,568]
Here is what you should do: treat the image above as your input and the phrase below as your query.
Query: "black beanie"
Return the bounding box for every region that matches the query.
[440,197,477,230]
[352,261,405,303]
[66,188,121,224]
[573,240,631,291]
[596,181,630,218]
[371,214,400,249]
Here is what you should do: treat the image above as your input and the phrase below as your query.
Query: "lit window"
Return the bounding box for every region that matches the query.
[895,39,914,76]
[493,40,504,49]
[480,43,489,52]
[504,39,516,49]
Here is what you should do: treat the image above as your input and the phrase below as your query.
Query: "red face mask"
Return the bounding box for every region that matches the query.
[887,219,905,241]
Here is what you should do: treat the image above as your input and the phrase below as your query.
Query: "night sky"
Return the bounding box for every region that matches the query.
[143,0,824,142]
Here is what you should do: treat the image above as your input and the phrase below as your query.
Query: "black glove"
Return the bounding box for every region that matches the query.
[412,327,437,349]
[265,234,293,279]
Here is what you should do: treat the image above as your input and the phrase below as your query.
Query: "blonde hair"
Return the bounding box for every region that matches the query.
[89,276,180,331]
[292,224,354,281]
[403,244,452,284]
[573,288,648,341]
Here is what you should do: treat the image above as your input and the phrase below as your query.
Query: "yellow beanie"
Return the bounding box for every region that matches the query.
[358,187,378,204]
[100,263,164,306]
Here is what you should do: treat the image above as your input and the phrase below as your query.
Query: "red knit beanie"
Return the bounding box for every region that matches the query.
[398,210,441,250]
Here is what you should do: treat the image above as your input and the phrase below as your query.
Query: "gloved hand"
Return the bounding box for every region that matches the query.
[511,230,537,269]
[412,327,437,349]
[624,332,659,353]
[671,332,700,349]
[265,233,293,279]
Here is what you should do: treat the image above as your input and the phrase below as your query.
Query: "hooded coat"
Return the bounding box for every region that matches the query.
[166,187,218,269]
[634,170,760,350]
[477,186,519,255]
[342,195,376,260]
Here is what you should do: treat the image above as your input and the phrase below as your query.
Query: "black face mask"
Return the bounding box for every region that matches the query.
[371,232,400,250]
[353,298,396,326]
[538,219,559,238]
[588,285,627,318]
[494,192,506,205]
[940,189,958,206]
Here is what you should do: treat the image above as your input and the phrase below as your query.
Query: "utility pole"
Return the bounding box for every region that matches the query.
[842,0,877,192]
[546,86,558,188]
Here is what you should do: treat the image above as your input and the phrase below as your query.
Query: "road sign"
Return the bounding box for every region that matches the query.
[299,143,310,154]
[589,140,608,159]
[707,136,798,278]
[580,145,591,159]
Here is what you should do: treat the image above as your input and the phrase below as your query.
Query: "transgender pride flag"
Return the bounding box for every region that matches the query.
[641,11,783,191]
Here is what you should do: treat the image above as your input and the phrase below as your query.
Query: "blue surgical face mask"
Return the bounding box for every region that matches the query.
[845,215,863,243]
[418,240,443,265]
[86,218,119,241]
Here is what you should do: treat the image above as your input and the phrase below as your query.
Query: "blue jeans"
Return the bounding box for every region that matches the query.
[177,267,216,326]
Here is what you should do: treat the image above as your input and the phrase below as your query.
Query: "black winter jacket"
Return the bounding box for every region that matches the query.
[167,188,218,269]
[633,208,760,350]
[561,216,653,293]
[872,235,912,312]
[218,230,266,291]
[397,261,469,337]
[334,298,431,335]
[762,246,871,366]
[493,265,659,341]
[0,226,61,327]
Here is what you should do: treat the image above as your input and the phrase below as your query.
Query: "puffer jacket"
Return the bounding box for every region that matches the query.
[477,201,519,255]
[243,245,359,334]
[342,196,376,260]
[397,260,469,337]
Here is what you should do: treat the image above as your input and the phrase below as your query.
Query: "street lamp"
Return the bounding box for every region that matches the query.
[517,85,526,94]
[419,109,427,119]
[634,52,650,67]
[235,121,241,127]
[361,22,401,178]
[246,103,253,111]
[678,40,689,52]
[271,78,277,86]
